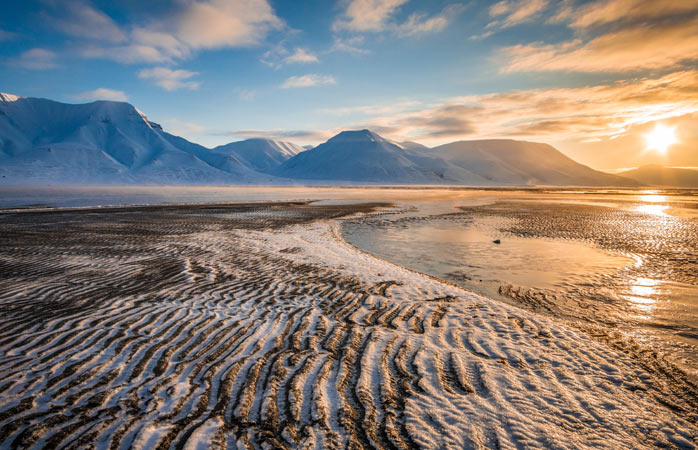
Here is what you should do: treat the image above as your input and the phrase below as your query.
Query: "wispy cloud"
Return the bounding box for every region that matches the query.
[212,71,698,150]
[0,29,18,42]
[396,5,463,36]
[488,0,549,28]
[138,67,200,91]
[49,1,126,43]
[233,87,257,102]
[308,70,698,145]
[172,0,282,49]
[330,36,370,55]
[74,88,128,102]
[564,0,698,29]
[281,74,336,89]
[216,128,332,142]
[54,0,282,65]
[9,48,58,70]
[333,0,462,37]
[284,48,319,64]
[319,101,421,116]
[161,118,206,136]
[333,0,409,33]
[500,0,698,73]
[502,16,698,73]
[217,70,698,165]
[261,46,319,68]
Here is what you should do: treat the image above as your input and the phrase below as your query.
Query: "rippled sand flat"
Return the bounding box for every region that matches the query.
[0,202,697,449]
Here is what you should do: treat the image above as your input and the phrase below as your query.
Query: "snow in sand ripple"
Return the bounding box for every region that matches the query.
[0,203,695,449]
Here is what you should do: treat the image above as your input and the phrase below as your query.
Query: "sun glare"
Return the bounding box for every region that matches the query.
[644,124,677,154]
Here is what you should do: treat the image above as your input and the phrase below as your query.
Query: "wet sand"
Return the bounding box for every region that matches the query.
[344,194,698,378]
[0,202,697,449]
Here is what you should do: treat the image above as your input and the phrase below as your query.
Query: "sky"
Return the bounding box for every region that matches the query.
[1,0,697,171]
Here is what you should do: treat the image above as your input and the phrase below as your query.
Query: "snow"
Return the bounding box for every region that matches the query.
[275,129,460,184]
[425,139,638,186]
[0,93,639,187]
[0,93,282,185]
[213,138,304,173]
[0,203,695,448]
[0,92,21,103]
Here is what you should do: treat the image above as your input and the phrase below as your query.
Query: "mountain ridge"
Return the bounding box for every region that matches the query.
[618,165,698,187]
[0,93,641,186]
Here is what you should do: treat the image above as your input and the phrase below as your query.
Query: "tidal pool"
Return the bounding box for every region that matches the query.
[343,191,698,377]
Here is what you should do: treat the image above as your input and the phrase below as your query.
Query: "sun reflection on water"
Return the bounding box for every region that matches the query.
[636,191,669,216]
[635,204,669,216]
[640,191,666,203]
[624,277,660,316]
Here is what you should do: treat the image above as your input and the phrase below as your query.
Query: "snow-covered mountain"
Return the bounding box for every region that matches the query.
[618,164,698,187]
[0,93,641,186]
[0,93,276,184]
[276,130,638,186]
[275,129,472,184]
[213,138,304,173]
[422,139,639,186]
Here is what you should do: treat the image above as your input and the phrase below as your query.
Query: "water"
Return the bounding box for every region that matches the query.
[343,190,698,377]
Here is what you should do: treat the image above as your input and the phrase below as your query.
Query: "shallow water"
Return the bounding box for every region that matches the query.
[343,190,698,377]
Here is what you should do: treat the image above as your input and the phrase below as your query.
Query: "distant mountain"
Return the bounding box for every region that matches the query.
[0,93,645,187]
[0,93,279,184]
[398,141,429,152]
[275,129,464,184]
[213,138,304,173]
[277,130,639,186]
[618,164,698,187]
[422,139,639,186]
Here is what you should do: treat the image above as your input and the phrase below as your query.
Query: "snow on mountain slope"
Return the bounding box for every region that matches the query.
[276,129,460,184]
[398,140,429,152]
[425,139,640,186]
[0,93,644,187]
[0,93,267,184]
[276,130,635,186]
[157,131,264,181]
[213,138,304,173]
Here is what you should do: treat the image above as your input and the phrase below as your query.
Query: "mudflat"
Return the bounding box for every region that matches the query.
[0,202,696,449]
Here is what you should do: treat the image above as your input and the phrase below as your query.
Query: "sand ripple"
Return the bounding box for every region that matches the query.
[0,203,696,449]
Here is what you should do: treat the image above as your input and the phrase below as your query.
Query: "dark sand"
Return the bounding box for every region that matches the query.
[1,202,697,449]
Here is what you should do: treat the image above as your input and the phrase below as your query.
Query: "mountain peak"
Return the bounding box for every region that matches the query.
[329,129,383,143]
[0,92,22,103]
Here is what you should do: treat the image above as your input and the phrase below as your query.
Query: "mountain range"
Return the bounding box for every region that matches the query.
[617,165,698,188]
[0,93,642,186]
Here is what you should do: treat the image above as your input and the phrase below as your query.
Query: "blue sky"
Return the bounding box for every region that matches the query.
[1,0,698,169]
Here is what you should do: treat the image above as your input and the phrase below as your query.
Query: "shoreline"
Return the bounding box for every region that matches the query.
[0,202,696,448]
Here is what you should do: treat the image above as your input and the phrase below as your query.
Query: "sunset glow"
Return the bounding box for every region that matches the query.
[2,0,698,171]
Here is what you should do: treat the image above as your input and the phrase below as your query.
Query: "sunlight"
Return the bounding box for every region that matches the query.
[644,124,677,154]
[635,191,669,216]
[635,204,669,216]
[625,277,660,315]
[640,191,666,203]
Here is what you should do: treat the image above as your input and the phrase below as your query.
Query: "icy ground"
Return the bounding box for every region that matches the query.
[0,203,695,449]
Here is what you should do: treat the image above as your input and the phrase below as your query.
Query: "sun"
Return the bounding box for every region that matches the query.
[644,124,677,154]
